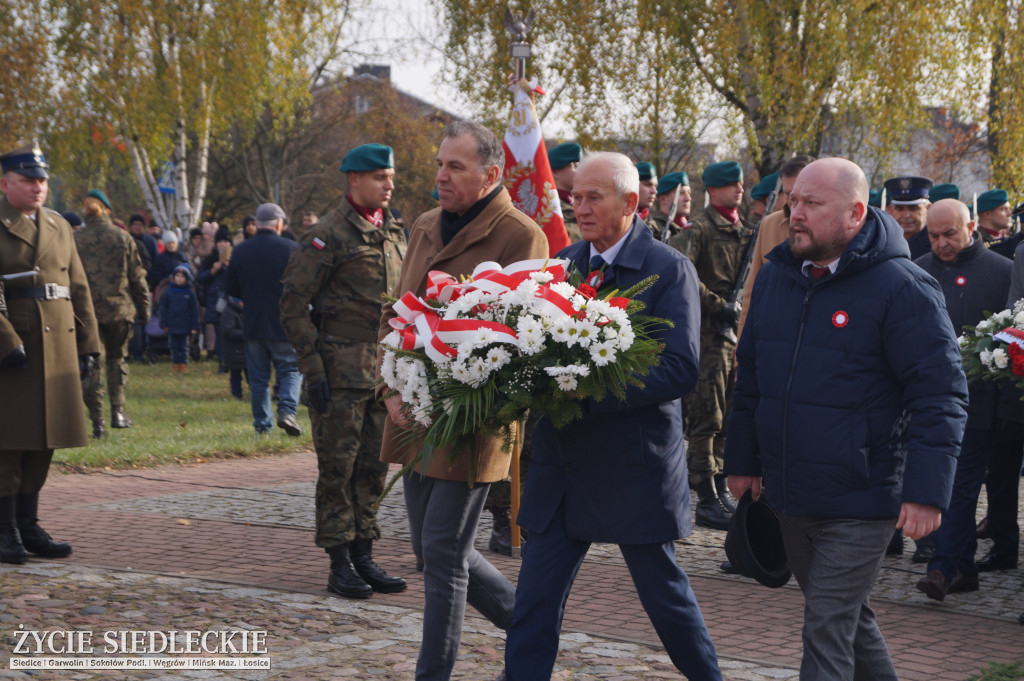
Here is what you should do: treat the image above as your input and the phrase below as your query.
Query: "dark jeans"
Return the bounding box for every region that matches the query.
[168,333,190,364]
[929,428,991,577]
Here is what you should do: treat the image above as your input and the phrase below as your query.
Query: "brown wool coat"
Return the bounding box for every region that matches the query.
[0,196,101,450]
[377,188,548,483]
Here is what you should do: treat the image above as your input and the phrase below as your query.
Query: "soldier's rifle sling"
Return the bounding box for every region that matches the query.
[661,184,681,243]
[717,177,782,344]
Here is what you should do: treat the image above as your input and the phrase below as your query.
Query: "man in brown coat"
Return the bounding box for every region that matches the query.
[378,120,548,681]
[0,143,101,564]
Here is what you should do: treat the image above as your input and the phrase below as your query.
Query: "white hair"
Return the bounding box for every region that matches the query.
[578,151,639,199]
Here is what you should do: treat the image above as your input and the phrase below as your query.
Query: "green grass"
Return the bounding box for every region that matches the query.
[53,359,313,470]
[970,661,1024,681]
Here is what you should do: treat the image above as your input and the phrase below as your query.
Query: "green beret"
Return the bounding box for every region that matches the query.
[978,188,1009,214]
[657,172,689,196]
[635,162,656,181]
[547,142,582,170]
[86,188,112,210]
[702,161,743,187]
[339,143,394,173]
[868,189,882,208]
[929,183,960,202]
[750,172,778,201]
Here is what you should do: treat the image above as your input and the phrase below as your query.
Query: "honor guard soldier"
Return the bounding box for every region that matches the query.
[74,188,150,437]
[548,142,583,243]
[748,172,778,225]
[0,143,101,564]
[647,171,692,244]
[280,143,407,599]
[883,174,933,260]
[869,189,882,208]
[672,160,750,530]
[930,183,961,203]
[976,189,1022,260]
[634,162,658,226]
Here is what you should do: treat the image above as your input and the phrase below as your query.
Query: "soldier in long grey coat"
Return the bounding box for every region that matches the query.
[280,143,407,599]
[74,188,150,437]
[0,143,101,564]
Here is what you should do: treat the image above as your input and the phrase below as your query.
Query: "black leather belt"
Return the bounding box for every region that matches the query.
[5,284,72,301]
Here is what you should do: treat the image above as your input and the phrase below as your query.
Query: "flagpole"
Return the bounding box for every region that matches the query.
[505,4,536,560]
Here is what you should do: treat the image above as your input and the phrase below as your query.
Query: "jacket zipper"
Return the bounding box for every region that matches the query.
[780,285,814,514]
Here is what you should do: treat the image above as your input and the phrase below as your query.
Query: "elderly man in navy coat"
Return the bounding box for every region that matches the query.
[503,152,721,681]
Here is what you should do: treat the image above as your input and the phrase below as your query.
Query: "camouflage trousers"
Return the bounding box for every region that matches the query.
[312,388,388,548]
[82,320,134,422]
[684,335,735,486]
[485,411,539,509]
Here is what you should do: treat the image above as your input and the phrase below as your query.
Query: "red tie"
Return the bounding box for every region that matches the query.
[808,265,830,279]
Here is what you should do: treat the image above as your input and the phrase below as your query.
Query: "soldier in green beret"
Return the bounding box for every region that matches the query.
[929,183,961,203]
[646,171,691,243]
[548,142,583,243]
[280,142,407,599]
[748,171,778,225]
[634,162,658,227]
[74,188,150,437]
[869,189,882,208]
[977,189,1012,242]
[0,142,101,563]
[668,159,749,530]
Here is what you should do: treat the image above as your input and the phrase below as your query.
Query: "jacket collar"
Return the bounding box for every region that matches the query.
[565,215,652,275]
[0,194,37,248]
[421,187,516,265]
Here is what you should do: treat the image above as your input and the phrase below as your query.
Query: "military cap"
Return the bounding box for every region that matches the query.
[255,202,286,222]
[0,142,49,178]
[929,183,960,202]
[657,171,689,196]
[339,143,394,173]
[635,162,656,181]
[702,161,743,188]
[977,189,1009,214]
[86,188,112,210]
[750,172,779,201]
[62,212,83,228]
[868,189,882,208]
[548,142,582,170]
[883,175,932,205]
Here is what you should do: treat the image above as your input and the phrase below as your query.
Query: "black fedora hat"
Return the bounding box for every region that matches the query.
[724,489,791,588]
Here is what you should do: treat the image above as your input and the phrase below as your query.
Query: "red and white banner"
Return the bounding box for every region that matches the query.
[503,80,571,257]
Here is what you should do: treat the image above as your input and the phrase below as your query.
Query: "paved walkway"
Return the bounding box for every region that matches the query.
[2,452,1022,680]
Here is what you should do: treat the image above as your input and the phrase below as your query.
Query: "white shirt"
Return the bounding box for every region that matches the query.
[589,221,635,266]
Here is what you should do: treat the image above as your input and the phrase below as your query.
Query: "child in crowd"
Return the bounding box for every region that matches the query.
[219,296,247,398]
[159,265,199,373]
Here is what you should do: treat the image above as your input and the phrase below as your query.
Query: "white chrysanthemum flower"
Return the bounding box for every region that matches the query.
[993,348,1009,369]
[980,349,994,366]
[452,361,473,384]
[520,335,544,355]
[568,364,591,377]
[956,335,965,346]
[544,366,569,376]
[603,307,628,326]
[517,315,542,336]
[551,318,574,343]
[602,325,619,340]
[382,330,402,347]
[550,282,576,298]
[570,294,586,311]
[381,350,398,387]
[555,374,578,391]
[616,326,636,351]
[574,318,600,347]
[1014,311,1024,328]
[486,346,512,369]
[590,341,617,366]
[468,357,491,386]
[530,270,555,284]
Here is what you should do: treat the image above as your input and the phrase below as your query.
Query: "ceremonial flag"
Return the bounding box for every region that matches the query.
[502,80,571,256]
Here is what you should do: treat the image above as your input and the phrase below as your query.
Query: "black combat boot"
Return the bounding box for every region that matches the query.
[350,539,407,593]
[487,505,513,556]
[326,544,373,599]
[16,493,72,558]
[0,496,28,564]
[92,418,106,439]
[111,406,133,428]
[694,479,732,530]
[714,474,737,514]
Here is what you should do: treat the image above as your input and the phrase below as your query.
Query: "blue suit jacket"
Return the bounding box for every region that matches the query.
[517,219,702,544]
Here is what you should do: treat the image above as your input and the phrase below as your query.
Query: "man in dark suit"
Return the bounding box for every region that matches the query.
[503,151,721,681]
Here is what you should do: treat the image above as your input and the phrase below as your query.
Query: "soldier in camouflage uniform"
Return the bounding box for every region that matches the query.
[280,144,407,600]
[548,142,583,243]
[74,189,150,437]
[647,171,692,244]
[634,161,658,227]
[670,161,750,530]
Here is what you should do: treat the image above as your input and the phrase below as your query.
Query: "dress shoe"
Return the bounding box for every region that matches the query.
[911,544,934,563]
[976,517,990,540]
[714,474,738,514]
[976,551,1017,572]
[948,570,979,594]
[110,407,132,429]
[720,561,739,574]
[916,570,949,601]
[885,529,904,556]
[16,493,72,558]
[277,412,301,437]
[350,539,407,593]
[326,544,373,599]
[487,505,512,556]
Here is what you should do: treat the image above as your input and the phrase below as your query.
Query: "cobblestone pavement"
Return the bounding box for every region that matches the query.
[0,563,793,681]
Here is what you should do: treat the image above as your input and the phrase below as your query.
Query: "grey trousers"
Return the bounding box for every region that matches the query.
[779,515,898,681]
[403,474,516,681]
